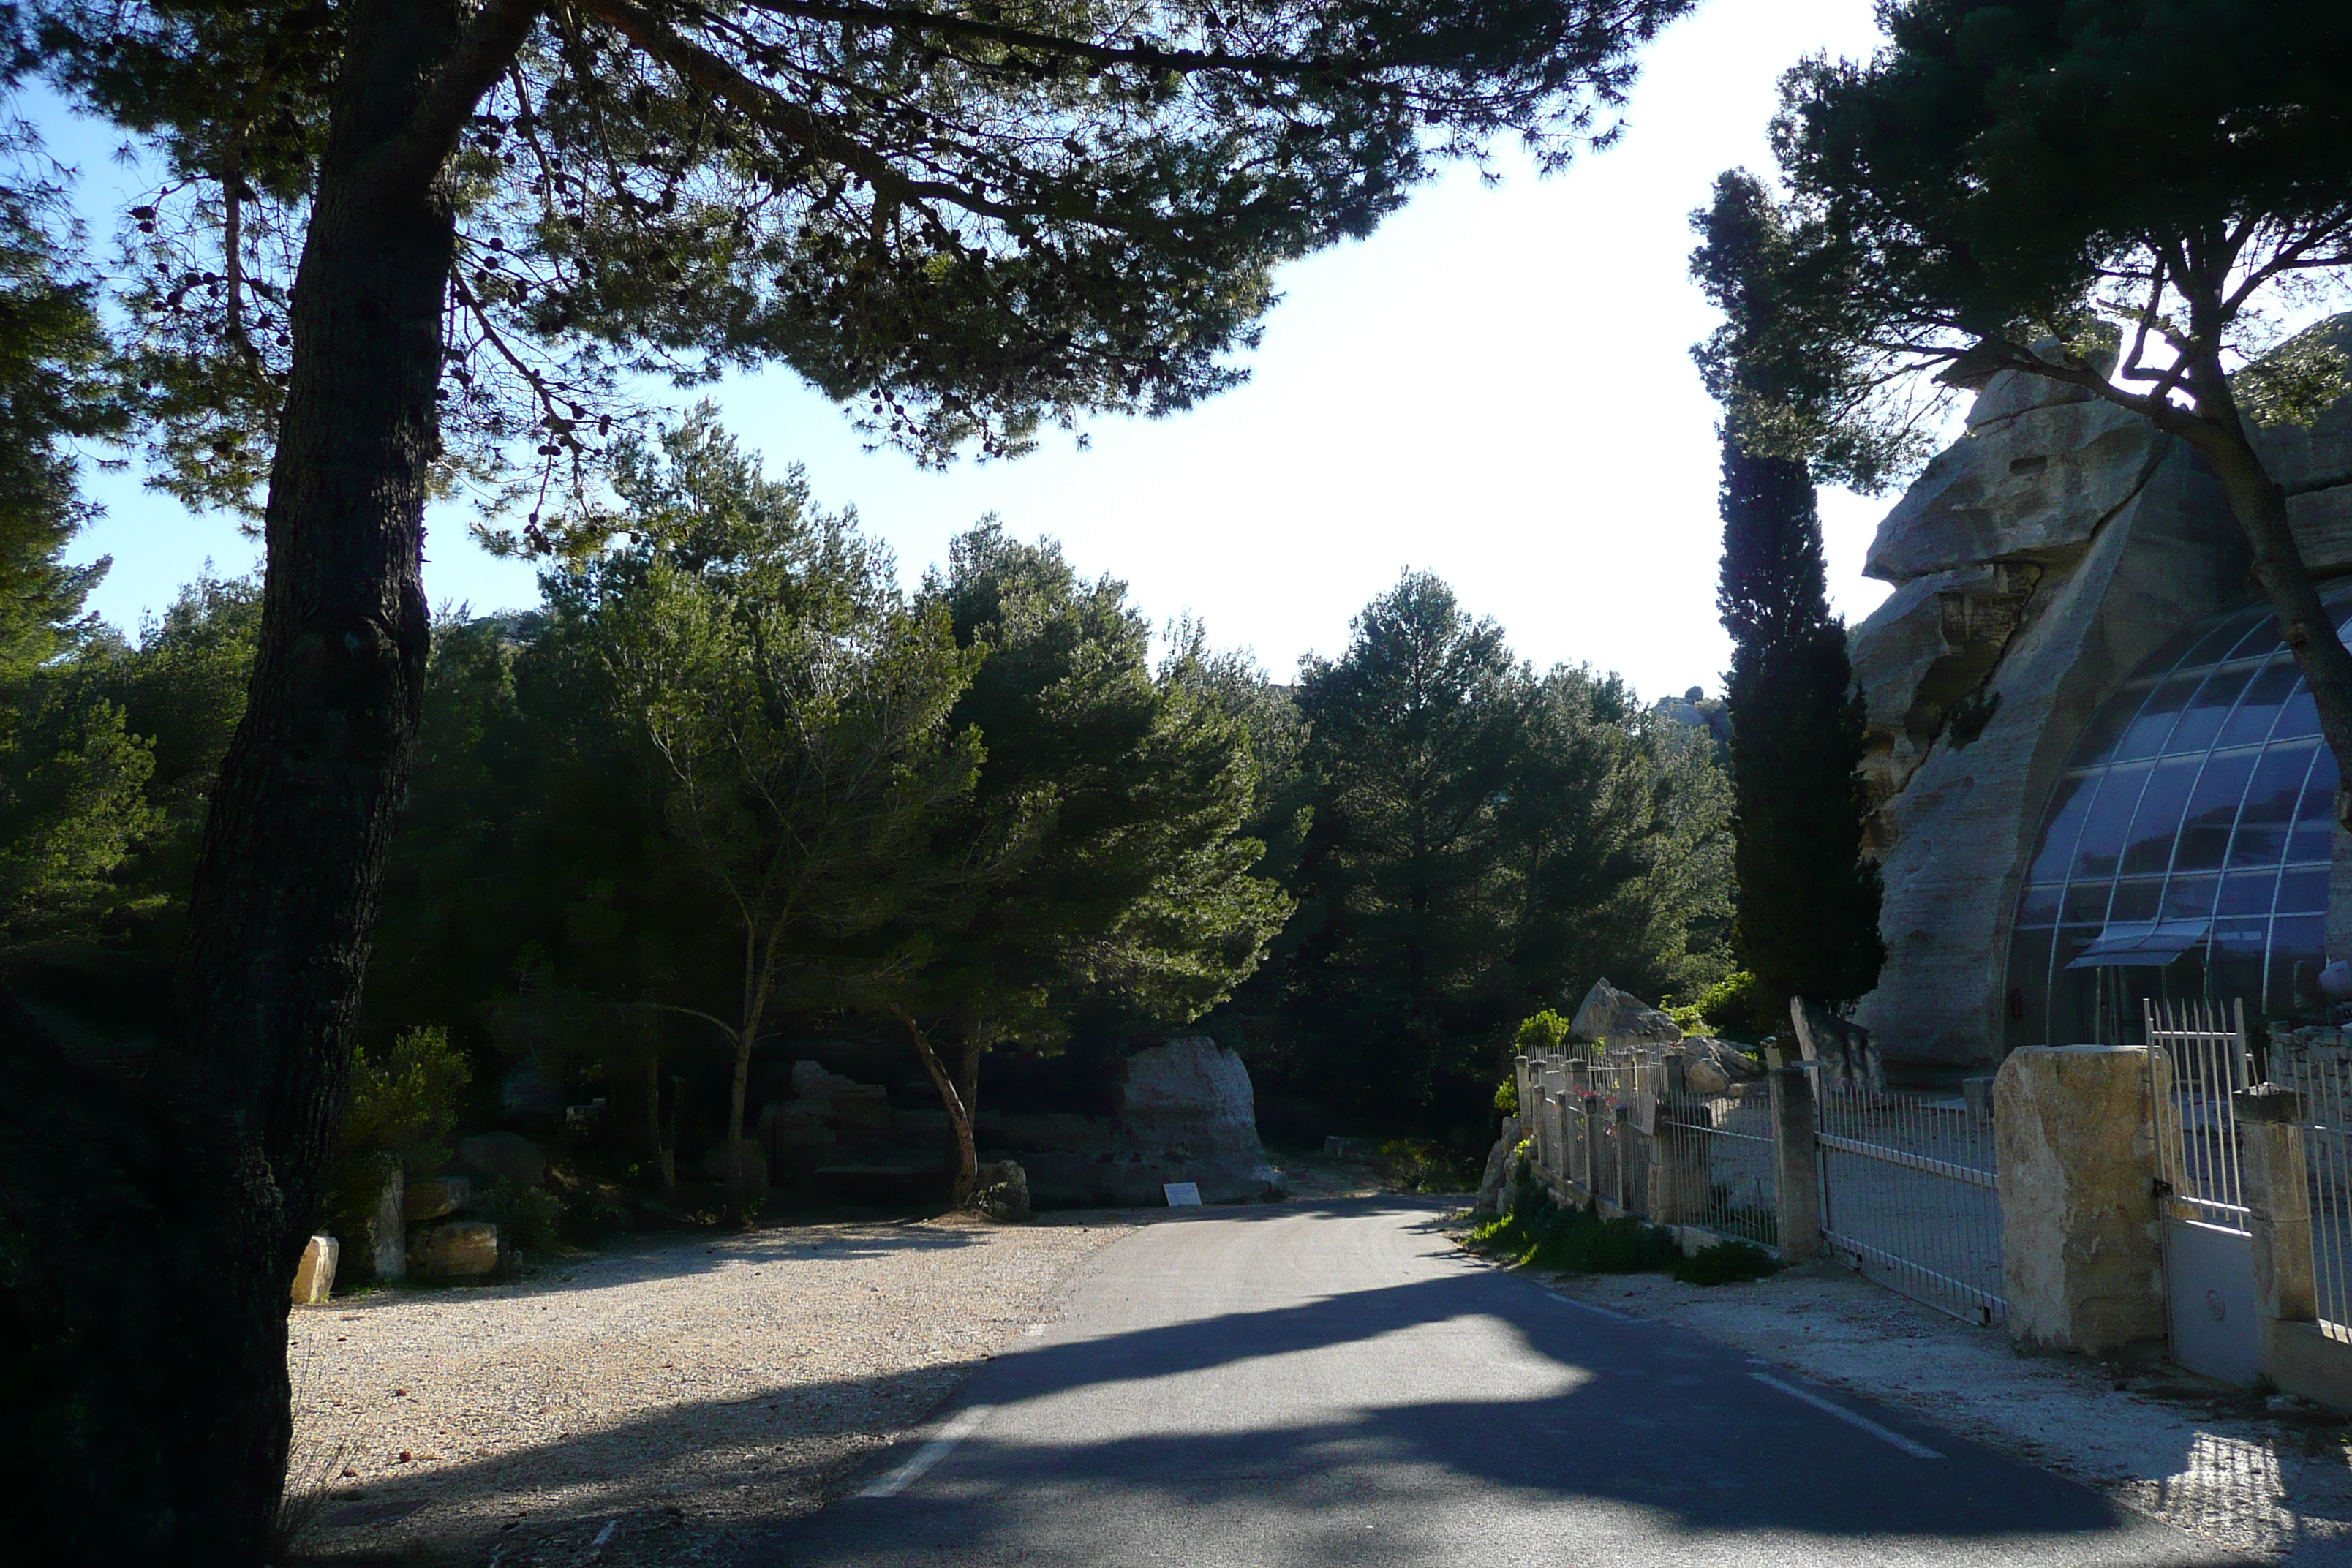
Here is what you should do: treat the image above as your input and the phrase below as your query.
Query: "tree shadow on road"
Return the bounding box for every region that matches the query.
[294,1195,2261,1566]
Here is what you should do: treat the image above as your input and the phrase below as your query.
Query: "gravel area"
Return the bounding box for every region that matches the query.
[1518,1254,2352,1564]
[284,1213,1127,1567]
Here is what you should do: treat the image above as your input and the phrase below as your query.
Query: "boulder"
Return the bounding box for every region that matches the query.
[1679,1036,1764,1087]
[1118,1036,1286,1203]
[411,1221,500,1280]
[1569,979,1682,1048]
[404,1175,470,1222]
[458,1131,545,1188]
[291,1235,339,1305]
[1474,1116,1522,1217]
[1682,1056,1734,1098]
[970,1159,1031,1221]
[1017,1037,1287,1207]
[1790,998,1886,1097]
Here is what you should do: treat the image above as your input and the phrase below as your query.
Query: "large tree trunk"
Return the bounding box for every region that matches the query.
[2198,429,2352,827]
[4,0,488,1557]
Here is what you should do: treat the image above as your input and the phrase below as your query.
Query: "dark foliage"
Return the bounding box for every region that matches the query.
[1715,436,1882,1009]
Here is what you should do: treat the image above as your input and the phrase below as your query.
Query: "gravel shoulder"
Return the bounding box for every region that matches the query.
[286,1213,1128,1567]
[1509,1249,2352,1564]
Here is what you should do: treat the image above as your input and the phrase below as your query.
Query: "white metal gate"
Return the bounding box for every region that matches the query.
[1814,1074,2007,1325]
[2147,998,2259,1385]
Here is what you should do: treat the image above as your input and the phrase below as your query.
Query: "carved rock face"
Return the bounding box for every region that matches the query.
[1866,397,2163,583]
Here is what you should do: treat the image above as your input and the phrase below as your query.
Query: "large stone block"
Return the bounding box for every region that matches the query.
[412,1221,501,1280]
[1866,398,2164,584]
[291,1235,339,1305]
[404,1175,470,1222]
[1994,1046,2166,1357]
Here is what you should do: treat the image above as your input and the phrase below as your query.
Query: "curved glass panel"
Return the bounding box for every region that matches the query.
[2006,585,2352,1048]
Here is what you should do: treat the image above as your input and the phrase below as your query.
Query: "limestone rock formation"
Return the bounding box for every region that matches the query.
[1789,998,1886,1097]
[2251,316,2352,570]
[1014,1036,1286,1207]
[1848,361,2253,1066]
[1865,394,2164,582]
[412,1221,500,1279]
[1569,978,1682,1047]
[404,1175,470,1221]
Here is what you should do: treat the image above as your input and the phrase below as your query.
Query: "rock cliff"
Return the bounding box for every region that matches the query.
[1849,366,2254,1066]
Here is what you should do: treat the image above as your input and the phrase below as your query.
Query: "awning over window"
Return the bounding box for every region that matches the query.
[2066,919,2212,968]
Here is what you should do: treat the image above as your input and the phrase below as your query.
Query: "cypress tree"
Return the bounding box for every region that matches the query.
[1716,436,1883,1007]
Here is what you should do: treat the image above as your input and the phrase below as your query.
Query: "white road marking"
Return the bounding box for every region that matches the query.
[857,1405,995,1499]
[1749,1373,1942,1460]
[1547,1292,1632,1322]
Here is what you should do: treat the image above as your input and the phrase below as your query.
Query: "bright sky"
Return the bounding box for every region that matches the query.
[48,0,1896,701]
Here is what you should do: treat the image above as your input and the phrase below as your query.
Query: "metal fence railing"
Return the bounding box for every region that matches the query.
[1658,1079,1778,1251]
[2272,1049,2352,1340]
[2147,998,2253,1234]
[1815,1074,2006,1326]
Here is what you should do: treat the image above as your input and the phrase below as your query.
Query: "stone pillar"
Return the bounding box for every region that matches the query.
[1542,1066,1567,1180]
[2237,1085,2318,1333]
[2231,1084,2348,1411]
[364,1153,405,1284]
[1768,1065,1823,1262]
[1994,1045,2166,1357]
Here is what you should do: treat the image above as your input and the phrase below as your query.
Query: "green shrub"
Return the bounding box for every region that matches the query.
[483,1177,562,1256]
[1676,970,1777,1039]
[342,1025,470,1174]
[1493,1075,1519,1116]
[1466,1187,1781,1287]
[323,1026,472,1278]
[1514,1009,1574,1054]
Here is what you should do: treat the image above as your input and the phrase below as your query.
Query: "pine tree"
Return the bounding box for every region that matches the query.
[1715,436,1882,1008]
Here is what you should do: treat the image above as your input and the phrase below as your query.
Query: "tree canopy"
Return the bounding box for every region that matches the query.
[1243,571,1730,1142]
[1699,0,2352,817]
[40,0,1695,519]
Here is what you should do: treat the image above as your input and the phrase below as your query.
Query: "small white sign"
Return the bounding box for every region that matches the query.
[1162,1181,1202,1207]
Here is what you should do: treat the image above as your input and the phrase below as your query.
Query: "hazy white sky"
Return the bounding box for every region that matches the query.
[51,0,1897,701]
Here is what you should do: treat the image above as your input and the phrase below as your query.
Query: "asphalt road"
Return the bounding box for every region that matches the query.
[766,1197,2242,1567]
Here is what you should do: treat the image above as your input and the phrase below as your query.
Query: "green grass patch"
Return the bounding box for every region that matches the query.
[1466,1186,1780,1286]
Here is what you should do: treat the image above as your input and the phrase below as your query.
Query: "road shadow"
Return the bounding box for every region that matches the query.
[294,1200,2264,1565]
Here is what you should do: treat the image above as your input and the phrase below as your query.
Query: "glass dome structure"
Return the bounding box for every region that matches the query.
[2006,584,2351,1048]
